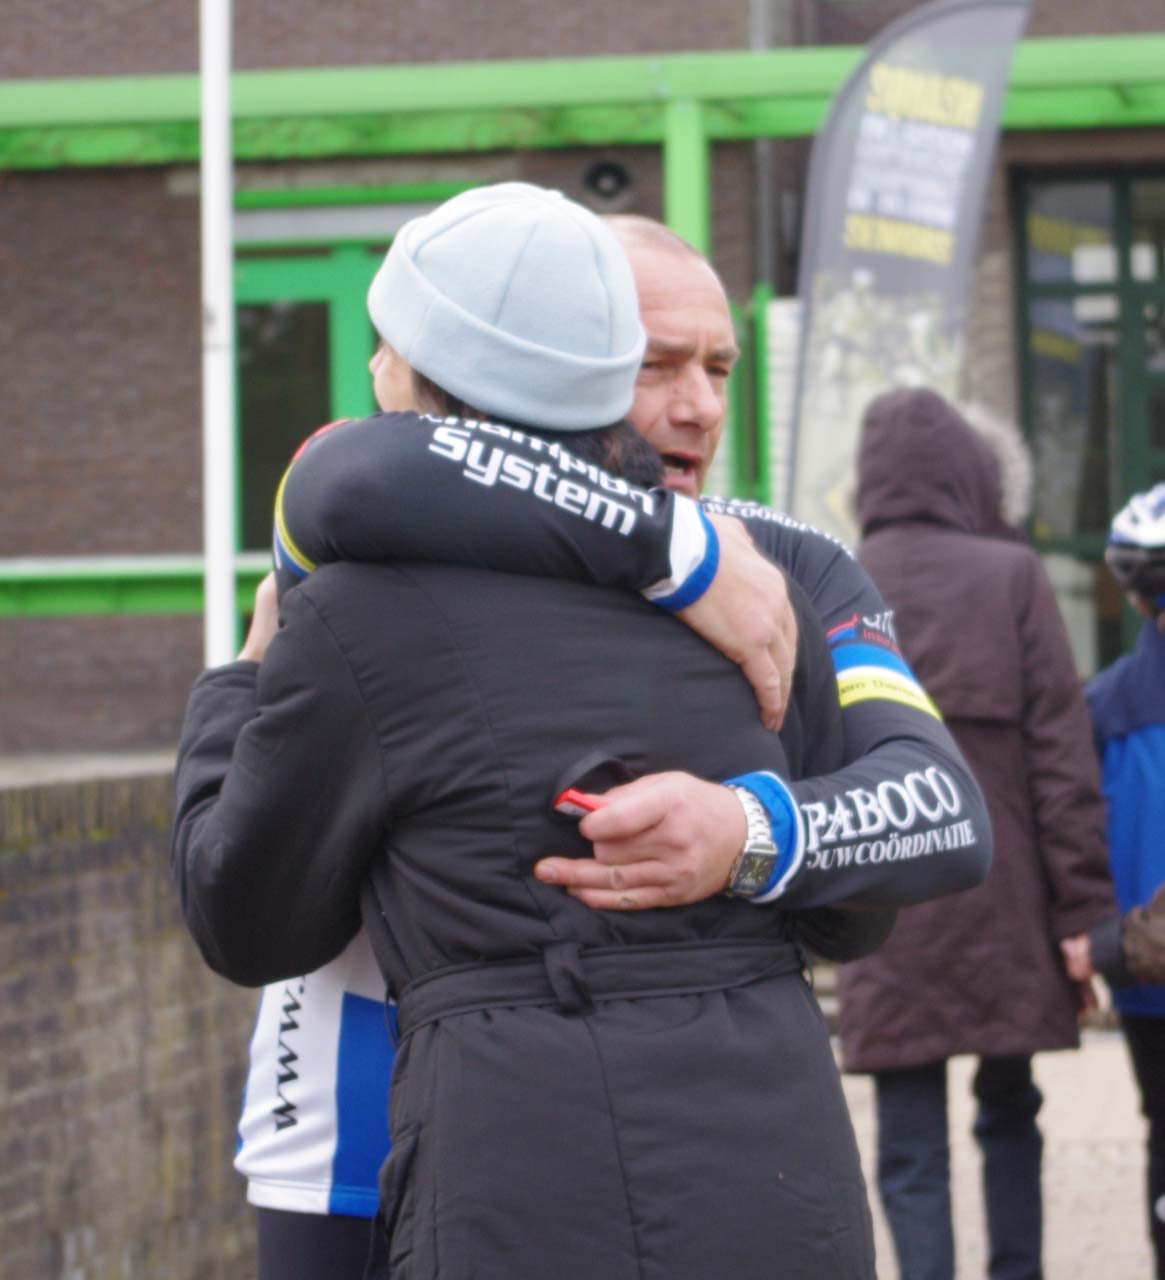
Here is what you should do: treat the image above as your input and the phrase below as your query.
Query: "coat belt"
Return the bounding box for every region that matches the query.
[395,938,804,1040]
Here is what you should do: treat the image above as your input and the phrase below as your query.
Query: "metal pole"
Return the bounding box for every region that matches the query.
[749,0,777,288]
[199,0,237,666]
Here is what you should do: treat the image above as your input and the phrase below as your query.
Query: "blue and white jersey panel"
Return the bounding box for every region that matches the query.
[236,930,393,1217]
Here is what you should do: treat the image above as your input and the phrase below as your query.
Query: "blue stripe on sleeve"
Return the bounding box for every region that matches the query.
[273,528,310,581]
[831,642,915,680]
[651,509,721,613]
[724,770,798,898]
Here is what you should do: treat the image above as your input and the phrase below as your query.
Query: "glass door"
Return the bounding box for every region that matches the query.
[1017,170,1165,669]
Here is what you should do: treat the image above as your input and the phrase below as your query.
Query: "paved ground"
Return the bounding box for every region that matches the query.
[840,1029,1152,1278]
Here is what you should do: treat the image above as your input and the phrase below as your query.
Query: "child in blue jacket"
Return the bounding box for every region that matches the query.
[1072,483,1165,1279]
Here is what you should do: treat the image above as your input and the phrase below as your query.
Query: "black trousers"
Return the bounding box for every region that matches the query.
[875,1056,1043,1280]
[256,1207,375,1280]
[1122,1014,1165,1280]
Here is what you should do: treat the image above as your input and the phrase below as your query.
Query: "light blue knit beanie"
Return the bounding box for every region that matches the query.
[366,183,646,431]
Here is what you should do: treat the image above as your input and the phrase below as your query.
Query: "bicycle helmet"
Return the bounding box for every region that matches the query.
[1105,482,1165,610]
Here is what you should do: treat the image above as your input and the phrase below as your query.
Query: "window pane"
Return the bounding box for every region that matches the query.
[1042,553,1100,677]
[238,302,331,551]
[1130,179,1165,283]
[1025,182,1115,286]
[1027,294,1118,541]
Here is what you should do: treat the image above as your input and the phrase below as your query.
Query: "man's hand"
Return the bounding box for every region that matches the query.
[1060,934,1100,1019]
[678,514,796,731]
[1060,933,1094,982]
[534,772,746,910]
[237,572,279,663]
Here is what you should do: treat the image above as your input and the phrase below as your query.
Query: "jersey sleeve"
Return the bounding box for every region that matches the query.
[274,411,717,608]
[705,498,993,911]
[171,588,388,986]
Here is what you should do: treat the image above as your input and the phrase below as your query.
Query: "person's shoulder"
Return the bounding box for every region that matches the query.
[699,497,858,601]
[300,559,412,595]
[1087,650,1136,695]
[1086,641,1164,740]
[951,529,1034,572]
[701,496,855,558]
[966,535,1052,601]
[293,562,439,635]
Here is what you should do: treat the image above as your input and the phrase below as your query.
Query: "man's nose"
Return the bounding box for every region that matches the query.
[671,366,722,432]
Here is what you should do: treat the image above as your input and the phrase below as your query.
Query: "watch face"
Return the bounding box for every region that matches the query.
[734,850,777,896]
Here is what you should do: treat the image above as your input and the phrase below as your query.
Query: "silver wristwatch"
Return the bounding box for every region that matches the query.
[724,785,779,898]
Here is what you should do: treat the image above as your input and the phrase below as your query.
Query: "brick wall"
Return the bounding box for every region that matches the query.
[0,772,259,1280]
[1,0,751,78]
[0,617,203,754]
[811,0,1165,43]
[0,169,202,557]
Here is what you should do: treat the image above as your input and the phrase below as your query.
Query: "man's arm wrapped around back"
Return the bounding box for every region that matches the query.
[276,413,797,727]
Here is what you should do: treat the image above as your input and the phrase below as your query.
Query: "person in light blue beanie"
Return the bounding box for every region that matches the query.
[173,185,884,1279]
[366,182,646,432]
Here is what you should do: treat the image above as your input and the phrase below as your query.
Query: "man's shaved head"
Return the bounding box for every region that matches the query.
[601,214,707,264]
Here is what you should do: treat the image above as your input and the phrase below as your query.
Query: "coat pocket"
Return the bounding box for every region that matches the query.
[364,1125,419,1279]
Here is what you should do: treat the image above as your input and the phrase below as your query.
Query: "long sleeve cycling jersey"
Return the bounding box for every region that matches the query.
[273,410,992,912]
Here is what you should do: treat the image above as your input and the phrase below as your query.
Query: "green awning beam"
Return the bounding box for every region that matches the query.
[3,35,1165,171]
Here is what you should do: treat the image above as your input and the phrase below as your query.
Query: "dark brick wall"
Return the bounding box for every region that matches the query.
[0,169,202,556]
[0,617,203,753]
[0,772,258,1280]
[810,0,1165,43]
[1,0,751,78]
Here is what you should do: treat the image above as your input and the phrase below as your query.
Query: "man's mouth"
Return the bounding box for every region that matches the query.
[661,453,699,485]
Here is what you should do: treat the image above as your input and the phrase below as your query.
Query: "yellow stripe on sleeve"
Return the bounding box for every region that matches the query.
[274,465,317,576]
[837,668,942,720]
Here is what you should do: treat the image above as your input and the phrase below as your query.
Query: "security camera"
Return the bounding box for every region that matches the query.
[582,160,634,211]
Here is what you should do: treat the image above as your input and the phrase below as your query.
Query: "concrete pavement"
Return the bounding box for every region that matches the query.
[840,1029,1152,1278]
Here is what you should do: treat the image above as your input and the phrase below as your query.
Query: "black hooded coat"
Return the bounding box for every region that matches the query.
[174,560,878,1279]
[837,388,1117,1071]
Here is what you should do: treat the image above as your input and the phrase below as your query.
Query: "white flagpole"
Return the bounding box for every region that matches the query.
[199,0,237,666]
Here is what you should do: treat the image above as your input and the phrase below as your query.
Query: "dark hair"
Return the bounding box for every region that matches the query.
[412,369,664,488]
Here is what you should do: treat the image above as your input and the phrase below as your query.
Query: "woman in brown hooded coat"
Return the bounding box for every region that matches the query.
[837,387,1117,1280]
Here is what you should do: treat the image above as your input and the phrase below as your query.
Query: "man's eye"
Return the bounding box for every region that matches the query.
[708,366,731,380]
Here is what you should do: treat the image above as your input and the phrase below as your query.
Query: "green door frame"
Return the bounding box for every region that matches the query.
[236,246,380,423]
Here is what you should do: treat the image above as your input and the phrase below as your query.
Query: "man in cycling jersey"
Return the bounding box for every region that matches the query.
[225,203,993,1277]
